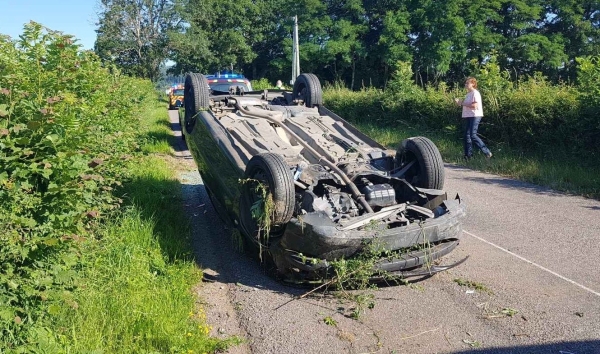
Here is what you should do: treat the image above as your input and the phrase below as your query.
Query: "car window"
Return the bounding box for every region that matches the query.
[210,83,250,92]
[172,89,184,95]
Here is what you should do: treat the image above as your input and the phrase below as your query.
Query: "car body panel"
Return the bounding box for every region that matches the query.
[187,111,245,222]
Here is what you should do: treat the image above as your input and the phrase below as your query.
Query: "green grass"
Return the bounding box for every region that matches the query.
[49,100,238,353]
[141,101,178,155]
[453,277,493,295]
[354,122,600,199]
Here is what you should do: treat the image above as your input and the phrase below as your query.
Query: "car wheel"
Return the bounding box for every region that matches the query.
[239,153,295,244]
[395,137,445,190]
[292,73,323,108]
[184,73,210,134]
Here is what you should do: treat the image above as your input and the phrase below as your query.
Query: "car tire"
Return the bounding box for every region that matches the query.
[395,137,445,190]
[239,153,295,243]
[184,73,210,134]
[292,73,323,108]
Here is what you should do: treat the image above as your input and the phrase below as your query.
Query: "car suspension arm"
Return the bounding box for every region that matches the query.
[233,101,374,213]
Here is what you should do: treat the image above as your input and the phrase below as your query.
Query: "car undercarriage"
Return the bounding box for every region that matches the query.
[181,73,466,283]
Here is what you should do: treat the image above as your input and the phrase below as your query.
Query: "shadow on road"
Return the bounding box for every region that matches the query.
[180,173,307,298]
[168,114,193,158]
[446,164,571,198]
[452,339,600,354]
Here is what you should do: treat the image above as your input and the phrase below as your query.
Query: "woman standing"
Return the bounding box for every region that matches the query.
[455,77,492,159]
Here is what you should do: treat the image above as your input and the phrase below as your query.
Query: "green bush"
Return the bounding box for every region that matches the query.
[323,59,598,159]
[575,56,600,152]
[323,86,384,124]
[251,78,275,90]
[0,22,154,349]
[492,74,580,150]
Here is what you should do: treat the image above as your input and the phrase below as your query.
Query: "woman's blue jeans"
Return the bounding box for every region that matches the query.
[463,116,491,157]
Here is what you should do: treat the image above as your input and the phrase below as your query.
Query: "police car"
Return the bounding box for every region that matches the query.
[205,72,253,93]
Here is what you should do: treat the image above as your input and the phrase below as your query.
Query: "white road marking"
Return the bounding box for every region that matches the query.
[464,230,600,298]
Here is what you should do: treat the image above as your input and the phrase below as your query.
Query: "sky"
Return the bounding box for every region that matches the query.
[0,0,99,50]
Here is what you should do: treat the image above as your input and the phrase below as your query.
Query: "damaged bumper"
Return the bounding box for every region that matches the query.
[269,198,466,281]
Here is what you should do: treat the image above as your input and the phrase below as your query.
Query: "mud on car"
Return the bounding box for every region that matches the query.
[180,72,466,283]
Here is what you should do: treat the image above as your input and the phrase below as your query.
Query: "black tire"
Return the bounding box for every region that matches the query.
[395,137,445,190]
[239,153,295,243]
[292,73,323,108]
[183,73,210,134]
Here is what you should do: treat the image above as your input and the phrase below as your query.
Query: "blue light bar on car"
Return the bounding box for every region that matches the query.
[207,72,245,79]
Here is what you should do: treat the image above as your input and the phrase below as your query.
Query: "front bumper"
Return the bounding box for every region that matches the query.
[269,198,466,282]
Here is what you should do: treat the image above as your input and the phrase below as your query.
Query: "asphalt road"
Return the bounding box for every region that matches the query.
[168,110,600,354]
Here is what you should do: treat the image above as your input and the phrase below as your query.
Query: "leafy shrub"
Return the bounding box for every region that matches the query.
[251,78,276,90]
[0,22,154,349]
[492,74,580,150]
[323,58,597,158]
[324,87,384,125]
[577,56,600,107]
[575,56,600,152]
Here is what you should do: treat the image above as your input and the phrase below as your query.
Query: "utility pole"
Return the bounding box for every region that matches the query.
[291,15,300,86]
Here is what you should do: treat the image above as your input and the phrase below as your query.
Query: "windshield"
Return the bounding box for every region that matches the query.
[210,83,251,92]
[172,89,184,96]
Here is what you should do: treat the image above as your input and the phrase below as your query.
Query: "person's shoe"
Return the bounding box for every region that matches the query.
[486,152,493,159]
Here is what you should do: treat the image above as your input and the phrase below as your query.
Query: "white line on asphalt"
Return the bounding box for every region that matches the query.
[464,230,600,298]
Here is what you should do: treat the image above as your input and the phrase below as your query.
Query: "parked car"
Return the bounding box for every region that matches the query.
[205,72,253,93]
[168,86,184,110]
[180,72,466,283]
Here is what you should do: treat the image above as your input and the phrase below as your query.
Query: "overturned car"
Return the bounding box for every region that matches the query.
[180,73,466,283]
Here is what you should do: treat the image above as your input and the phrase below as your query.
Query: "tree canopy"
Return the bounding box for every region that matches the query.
[95,0,181,81]
[95,0,600,85]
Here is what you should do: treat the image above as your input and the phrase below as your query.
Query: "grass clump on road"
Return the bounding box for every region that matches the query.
[454,277,493,295]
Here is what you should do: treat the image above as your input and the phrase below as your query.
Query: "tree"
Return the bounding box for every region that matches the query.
[377,8,412,86]
[95,0,181,81]
[241,0,290,80]
[405,0,470,83]
[166,0,597,87]
[169,0,259,75]
[490,0,567,77]
[543,0,600,79]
